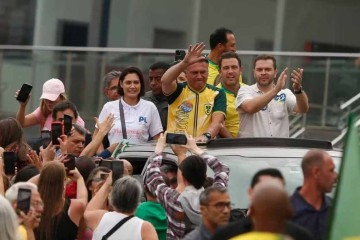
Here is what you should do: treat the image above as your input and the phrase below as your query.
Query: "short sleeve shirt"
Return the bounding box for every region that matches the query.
[236,84,296,138]
[166,82,226,137]
[217,83,240,137]
[98,98,163,144]
[31,107,85,130]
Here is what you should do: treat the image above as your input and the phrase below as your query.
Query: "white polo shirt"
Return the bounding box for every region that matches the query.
[98,98,163,144]
[236,84,296,138]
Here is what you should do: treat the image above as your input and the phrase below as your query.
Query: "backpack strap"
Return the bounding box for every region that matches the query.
[119,99,127,139]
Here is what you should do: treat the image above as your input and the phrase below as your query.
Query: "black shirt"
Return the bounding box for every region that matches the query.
[211,217,315,240]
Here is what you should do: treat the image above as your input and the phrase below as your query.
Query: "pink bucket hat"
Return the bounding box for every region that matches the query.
[40,78,65,101]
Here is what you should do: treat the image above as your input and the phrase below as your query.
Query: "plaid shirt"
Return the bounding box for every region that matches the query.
[145,152,230,239]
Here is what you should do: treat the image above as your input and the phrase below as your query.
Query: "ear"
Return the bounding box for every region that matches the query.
[200,205,207,215]
[247,187,253,201]
[239,66,243,74]
[312,166,321,178]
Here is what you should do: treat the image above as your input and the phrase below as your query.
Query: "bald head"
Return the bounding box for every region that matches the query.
[120,159,133,175]
[301,149,328,178]
[250,180,292,230]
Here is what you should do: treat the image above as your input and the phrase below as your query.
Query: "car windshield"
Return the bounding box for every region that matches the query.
[207,155,341,209]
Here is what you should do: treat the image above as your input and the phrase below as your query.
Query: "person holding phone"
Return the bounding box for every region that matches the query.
[145,132,230,239]
[5,182,44,240]
[97,67,163,145]
[0,118,33,172]
[15,78,85,131]
[29,161,87,240]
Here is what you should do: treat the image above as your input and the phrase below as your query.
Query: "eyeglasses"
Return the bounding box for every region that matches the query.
[109,86,118,91]
[32,201,44,208]
[204,202,232,210]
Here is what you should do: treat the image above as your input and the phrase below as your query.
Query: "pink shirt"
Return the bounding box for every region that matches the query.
[31,107,85,130]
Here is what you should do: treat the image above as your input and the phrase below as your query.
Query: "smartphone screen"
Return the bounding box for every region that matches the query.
[166,133,187,145]
[51,122,63,145]
[112,160,124,184]
[64,153,76,173]
[16,83,33,102]
[175,50,186,61]
[41,130,51,148]
[17,188,32,214]
[3,151,16,175]
[63,114,73,136]
[99,159,112,169]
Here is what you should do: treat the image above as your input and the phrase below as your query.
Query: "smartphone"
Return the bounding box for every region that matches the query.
[166,133,187,145]
[63,114,73,136]
[41,130,51,148]
[51,122,63,145]
[3,151,16,175]
[112,160,124,184]
[175,50,186,61]
[64,153,76,173]
[17,188,32,214]
[99,159,112,169]
[16,83,33,102]
[100,173,109,180]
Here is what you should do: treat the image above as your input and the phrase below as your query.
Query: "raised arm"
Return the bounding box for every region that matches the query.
[161,43,206,95]
[184,134,229,187]
[238,68,288,114]
[80,114,114,157]
[15,91,38,127]
[291,68,309,113]
[84,172,112,230]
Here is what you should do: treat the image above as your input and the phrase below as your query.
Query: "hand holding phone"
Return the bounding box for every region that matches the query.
[166,133,187,145]
[51,122,63,145]
[64,153,76,175]
[16,83,33,103]
[175,50,186,61]
[17,188,32,215]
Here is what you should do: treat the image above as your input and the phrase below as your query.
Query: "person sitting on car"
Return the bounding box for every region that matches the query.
[145,132,230,239]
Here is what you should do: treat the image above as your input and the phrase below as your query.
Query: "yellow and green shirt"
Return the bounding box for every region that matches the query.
[230,232,293,240]
[217,83,240,137]
[167,82,226,137]
[207,59,243,86]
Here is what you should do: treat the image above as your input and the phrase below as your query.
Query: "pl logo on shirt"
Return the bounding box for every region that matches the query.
[139,116,147,123]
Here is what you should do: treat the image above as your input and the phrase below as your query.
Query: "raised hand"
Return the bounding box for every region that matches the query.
[95,113,115,135]
[182,42,206,66]
[14,90,30,106]
[274,67,288,92]
[291,68,303,90]
[154,132,167,155]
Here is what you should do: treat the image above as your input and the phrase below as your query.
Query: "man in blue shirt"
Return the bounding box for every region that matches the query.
[290,149,338,240]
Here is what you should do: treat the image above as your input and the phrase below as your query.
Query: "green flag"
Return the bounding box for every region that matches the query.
[327,114,360,240]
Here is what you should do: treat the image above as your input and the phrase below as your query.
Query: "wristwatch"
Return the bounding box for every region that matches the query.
[294,86,303,94]
[202,132,212,141]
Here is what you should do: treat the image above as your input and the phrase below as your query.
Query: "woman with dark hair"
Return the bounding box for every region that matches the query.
[0,118,32,171]
[15,78,84,130]
[32,161,87,240]
[97,67,163,144]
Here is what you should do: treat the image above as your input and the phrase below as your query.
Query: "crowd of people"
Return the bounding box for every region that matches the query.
[0,26,337,240]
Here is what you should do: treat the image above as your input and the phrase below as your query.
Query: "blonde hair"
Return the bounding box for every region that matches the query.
[0,195,21,240]
[39,93,67,128]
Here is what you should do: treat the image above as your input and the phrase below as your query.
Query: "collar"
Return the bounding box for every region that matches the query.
[218,83,237,96]
[199,223,213,239]
[187,82,207,94]
[293,187,331,211]
[120,97,141,109]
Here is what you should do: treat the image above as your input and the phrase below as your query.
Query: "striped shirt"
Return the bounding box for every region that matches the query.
[145,152,230,239]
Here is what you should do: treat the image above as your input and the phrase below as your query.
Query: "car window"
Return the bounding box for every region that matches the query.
[207,155,341,209]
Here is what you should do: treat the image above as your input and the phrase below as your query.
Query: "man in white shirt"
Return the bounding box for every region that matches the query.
[236,55,309,138]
